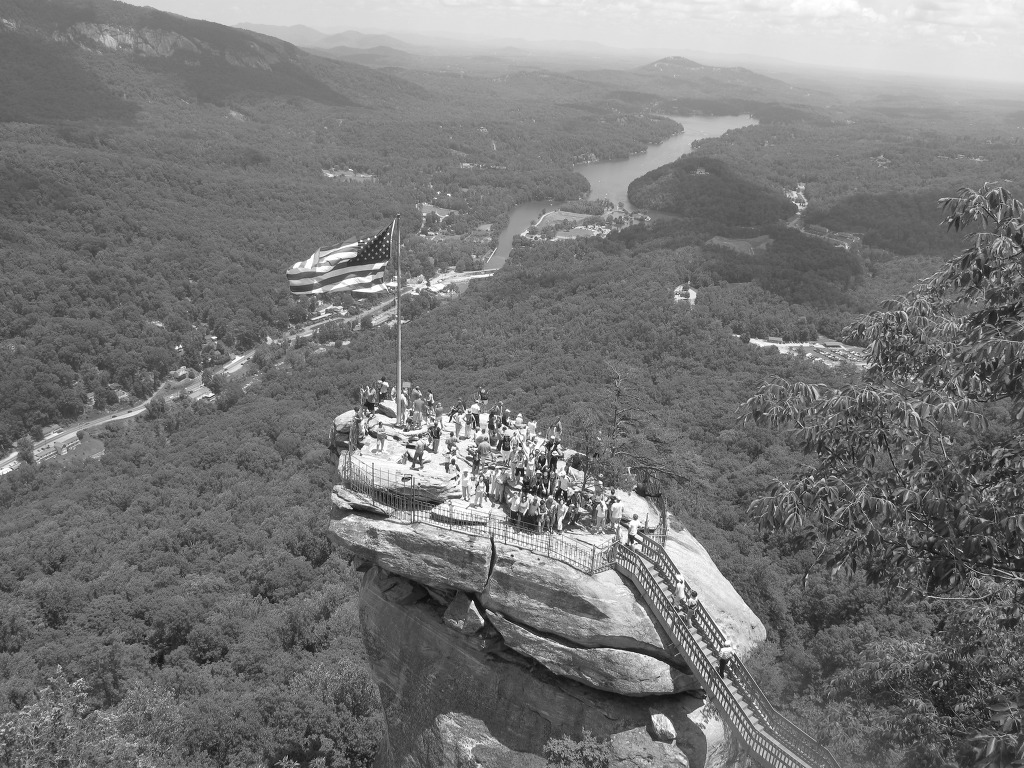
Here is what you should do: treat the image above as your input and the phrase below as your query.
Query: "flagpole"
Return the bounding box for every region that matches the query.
[394,215,403,428]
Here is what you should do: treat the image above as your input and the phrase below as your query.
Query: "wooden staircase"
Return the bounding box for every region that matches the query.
[613,535,841,768]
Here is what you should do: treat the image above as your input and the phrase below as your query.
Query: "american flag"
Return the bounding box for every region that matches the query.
[287,221,394,295]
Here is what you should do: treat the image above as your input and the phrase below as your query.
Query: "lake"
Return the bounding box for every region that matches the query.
[485,114,757,270]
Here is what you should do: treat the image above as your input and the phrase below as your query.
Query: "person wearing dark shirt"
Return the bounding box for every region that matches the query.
[428,420,442,453]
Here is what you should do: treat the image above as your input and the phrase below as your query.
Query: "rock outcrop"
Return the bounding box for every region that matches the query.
[330,426,767,767]
[360,569,710,768]
[663,529,766,657]
[398,713,546,768]
[486,610,697,696]
[609,727,689,768]
[481,543,678,661]
[329,515,491,594]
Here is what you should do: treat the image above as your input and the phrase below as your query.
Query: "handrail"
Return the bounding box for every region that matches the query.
[615,539,840,768]
[339,453,615,574]
[339,453,837,767]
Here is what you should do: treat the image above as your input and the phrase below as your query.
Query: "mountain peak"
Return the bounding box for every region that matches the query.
[641,56,708,72]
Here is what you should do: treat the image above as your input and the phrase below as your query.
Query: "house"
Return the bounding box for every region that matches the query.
[33,444,57,462]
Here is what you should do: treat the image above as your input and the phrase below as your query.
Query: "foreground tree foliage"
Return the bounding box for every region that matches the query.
[744,185,1024,767]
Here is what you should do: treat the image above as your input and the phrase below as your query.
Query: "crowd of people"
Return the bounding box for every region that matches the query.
[352,377,735,680]
[356,379,648,543]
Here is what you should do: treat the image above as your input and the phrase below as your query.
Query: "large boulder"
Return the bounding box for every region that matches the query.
[663,528,766,657]
[444,592,487,635]
[486,611,698,697]
[332,485,387,517]
[330,409,367,452]
[649,712,677,743]
[329,514,492,593]
[608,728,689,768]
[617,492,662,533]
[341,453,459,504]
[358,574,712,767]
[480,542,678,662]
[398,713,546,768]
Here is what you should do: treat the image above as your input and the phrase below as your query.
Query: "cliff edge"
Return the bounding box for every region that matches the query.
[329,497,764,767]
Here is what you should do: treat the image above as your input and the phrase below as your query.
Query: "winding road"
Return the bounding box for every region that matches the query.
[0,274,495,476]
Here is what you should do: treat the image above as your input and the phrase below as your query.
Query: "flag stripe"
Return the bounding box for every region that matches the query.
[288,262,389,294]
[287,259,388,285]
[286,244,363,280]
[286,221,394,295]
[288,260,389,289]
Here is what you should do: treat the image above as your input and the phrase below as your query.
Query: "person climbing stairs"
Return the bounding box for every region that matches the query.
[612,536,841,768]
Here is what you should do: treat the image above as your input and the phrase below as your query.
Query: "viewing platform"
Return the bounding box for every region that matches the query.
[328,399,840,768]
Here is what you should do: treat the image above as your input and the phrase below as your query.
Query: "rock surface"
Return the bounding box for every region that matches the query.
[444,592,487,635]
[340,451,459,504]
[359,573,711,768]
[329,515,491,593]
[649,712,678,743]
[481,542,678,661]
[663,528,766,657]
[486,610,697,697]
[609,727,689,768]
[395,713,547,768]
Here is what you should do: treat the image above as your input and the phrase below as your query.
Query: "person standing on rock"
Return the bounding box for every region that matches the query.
[412,394,425,429]
[448,398,465,425]
[478,386,488,407]
[616,514,629,547]
[410,437,426,470]
[606,492,620,531]
[589,497,602,532]
[375,426,387,454]
[428,419,442,453]
[473,474,486,508]
[718,638,735,679]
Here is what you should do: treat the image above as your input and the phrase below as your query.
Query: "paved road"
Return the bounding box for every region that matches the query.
[0,276,494,475]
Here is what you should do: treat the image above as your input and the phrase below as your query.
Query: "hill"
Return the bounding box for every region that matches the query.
[0,0,705,451]
[628,156,793,230]
[0,0,432,110]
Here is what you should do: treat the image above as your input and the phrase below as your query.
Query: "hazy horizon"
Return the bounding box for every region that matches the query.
[119,0,1024,86]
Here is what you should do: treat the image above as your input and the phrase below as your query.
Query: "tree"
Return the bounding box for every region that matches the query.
[15,436,34,464]
[0,672,141,768]
[742,185,1024,766]
[544,730,609,768]
[564,363,656,493]
[145,395,167,419]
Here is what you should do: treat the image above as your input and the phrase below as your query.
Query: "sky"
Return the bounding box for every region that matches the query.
[123,0,1024,83]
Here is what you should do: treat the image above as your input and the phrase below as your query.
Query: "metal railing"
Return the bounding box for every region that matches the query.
[615,537,841,768]
[338,453,838,768]
[339,454,615,574]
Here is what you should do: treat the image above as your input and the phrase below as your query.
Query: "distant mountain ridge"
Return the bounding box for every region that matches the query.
[236,23,421,53]
[0,0,434,119]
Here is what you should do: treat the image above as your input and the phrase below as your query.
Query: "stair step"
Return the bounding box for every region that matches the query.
[619,545,836,768]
